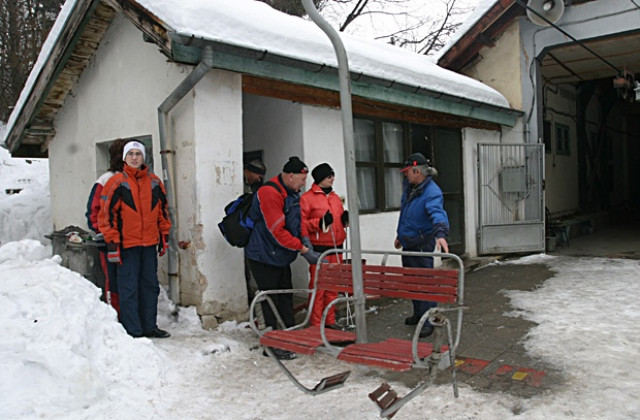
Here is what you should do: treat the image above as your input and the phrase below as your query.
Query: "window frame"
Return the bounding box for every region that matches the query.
[354,116,409,213]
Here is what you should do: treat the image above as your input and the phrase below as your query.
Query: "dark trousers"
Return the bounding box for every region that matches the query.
[248,259,295,330]
[402,240,436,323]
[117,246,159,337]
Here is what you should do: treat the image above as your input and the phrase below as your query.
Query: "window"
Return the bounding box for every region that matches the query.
[555,123,570,156]
[354,117,407,211]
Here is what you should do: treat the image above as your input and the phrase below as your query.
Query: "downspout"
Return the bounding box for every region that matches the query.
[158,45,214,304]
[302,0,367,343]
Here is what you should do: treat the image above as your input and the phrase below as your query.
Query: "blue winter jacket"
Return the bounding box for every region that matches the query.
[245,175,302,267]
[396,177,449,249]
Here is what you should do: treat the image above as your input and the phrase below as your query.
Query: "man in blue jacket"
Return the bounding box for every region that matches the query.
[394,152,450,338]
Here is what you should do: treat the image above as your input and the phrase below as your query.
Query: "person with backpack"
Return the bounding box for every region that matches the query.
[85,138,128,316]
[245,156,321,360]
[98,140,172,339]
[243,159,266,303]
[300,163,348,328]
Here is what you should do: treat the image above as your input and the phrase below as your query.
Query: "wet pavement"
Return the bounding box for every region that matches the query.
[330,213,640,399]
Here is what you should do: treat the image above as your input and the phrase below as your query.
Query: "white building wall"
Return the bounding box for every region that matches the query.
[50,14,189,231]
[243,94,308,285]
[190,70,245,327]
[243,94,303,180]
[50,15,250,327]
[544,86,579,215]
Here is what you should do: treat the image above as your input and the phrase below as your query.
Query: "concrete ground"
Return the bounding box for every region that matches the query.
[331,211,640,398]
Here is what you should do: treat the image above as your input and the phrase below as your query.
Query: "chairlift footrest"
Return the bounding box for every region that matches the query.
[368,383,401,418]
[312,370,351,393]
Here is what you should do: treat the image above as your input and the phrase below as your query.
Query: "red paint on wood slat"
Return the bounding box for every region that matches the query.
[260,326,357,355]
[337,338,449,371]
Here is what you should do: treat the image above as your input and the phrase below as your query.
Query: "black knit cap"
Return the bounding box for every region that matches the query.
[311,163,334,184]
[282,156,309,174]
[244,159,266,175]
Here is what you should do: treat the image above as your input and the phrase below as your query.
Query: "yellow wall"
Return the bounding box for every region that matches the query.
[461,22,523,111]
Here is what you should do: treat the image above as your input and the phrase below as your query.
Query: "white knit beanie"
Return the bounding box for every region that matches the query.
[122,141,146,161]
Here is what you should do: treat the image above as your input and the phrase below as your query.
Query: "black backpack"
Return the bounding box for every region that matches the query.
[218,182,279,247]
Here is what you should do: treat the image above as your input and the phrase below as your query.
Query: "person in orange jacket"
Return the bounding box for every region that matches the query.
[300,163,348,327]
[98,140,172,338]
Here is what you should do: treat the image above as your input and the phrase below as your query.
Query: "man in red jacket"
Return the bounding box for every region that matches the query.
[300,163,349,327]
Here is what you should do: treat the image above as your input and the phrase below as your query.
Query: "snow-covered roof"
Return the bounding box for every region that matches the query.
[3,0,513,151]
[139,0,509,108]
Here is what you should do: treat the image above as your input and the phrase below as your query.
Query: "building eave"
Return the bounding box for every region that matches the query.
[5,0,521,159]
[170,34,521,128]
[5,0,116,158]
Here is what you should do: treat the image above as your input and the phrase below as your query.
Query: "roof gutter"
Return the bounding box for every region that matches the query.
[169,34,521,126]
[157,45,214,304]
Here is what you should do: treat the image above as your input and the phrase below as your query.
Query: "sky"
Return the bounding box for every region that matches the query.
[1,144,640,419]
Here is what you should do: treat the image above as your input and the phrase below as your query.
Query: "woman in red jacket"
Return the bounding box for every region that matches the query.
[98,140,172,338]
[300,163,348,327]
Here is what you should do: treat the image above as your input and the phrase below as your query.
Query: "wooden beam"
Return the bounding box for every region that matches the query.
[243,75,500,131]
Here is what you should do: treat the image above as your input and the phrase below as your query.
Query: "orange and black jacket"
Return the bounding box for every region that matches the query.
[98,164,171,249]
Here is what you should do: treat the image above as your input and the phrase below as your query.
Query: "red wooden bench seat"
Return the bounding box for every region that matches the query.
[250,249,465,417]
[338,338,449,371]
[260,326,356,355]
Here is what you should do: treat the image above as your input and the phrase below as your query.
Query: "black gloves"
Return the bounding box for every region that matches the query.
[341,210,349,227]
[319,210,333,231]
[107,243,121,264]
[158,234,169,257]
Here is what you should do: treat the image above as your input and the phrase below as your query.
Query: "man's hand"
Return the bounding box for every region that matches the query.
[107,243,122,264]
[394,238,402,249]
[301,248,324,265]
[158,234,169,257]
[436,237,449,254]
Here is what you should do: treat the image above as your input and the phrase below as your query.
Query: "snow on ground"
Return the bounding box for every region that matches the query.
[0,146,51,246]
[1,240,639,419]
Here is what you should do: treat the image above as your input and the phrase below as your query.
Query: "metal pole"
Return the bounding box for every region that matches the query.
[301,0,367,343]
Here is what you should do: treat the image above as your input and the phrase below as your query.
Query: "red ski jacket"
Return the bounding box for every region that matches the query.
[98,164,171,248]
[300,183,347,247]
